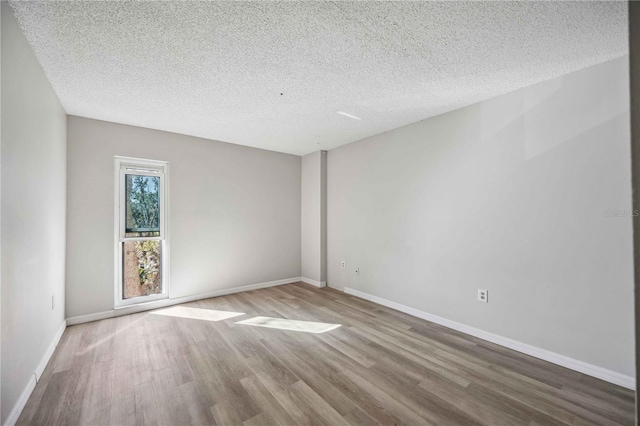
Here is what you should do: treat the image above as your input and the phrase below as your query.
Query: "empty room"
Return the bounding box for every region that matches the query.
[1,1,638,425]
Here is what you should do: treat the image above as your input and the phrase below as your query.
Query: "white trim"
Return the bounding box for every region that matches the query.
[3,320,67,426]
[35,321,66,382]
[301,277,326,288]
[344,287,635,390]
[67,277,302,326]
[3,376,35,426]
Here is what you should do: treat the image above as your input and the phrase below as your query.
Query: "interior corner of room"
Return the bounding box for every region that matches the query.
[1,1,638,425]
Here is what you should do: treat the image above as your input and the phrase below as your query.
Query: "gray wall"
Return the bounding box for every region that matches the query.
[301,151,326,283]
[1,2,67,423]
[327,56,634,376]
[66,116,301,318]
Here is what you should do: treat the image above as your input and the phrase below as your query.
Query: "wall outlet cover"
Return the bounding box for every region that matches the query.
[478,289,488,303]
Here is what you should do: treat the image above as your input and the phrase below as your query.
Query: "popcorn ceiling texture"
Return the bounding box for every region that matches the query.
[8,1,627,156]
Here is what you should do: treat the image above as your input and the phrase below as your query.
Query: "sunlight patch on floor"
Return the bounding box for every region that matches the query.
[150,306,245,322]
[235,316,341,333]
[77,314,147,355]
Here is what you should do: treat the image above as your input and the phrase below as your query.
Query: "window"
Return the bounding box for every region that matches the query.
[115,157,169,307]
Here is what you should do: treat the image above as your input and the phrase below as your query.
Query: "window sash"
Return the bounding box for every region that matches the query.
[119,168,165,241]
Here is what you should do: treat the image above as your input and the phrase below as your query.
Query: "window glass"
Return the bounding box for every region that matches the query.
[123,240,162,298]
[125,174,160,237]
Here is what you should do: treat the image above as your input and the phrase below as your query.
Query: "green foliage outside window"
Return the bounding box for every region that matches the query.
[126,174,160,235]
[136,240,161,295]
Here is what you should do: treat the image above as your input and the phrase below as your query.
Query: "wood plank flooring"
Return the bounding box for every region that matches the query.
[17,283,635,425]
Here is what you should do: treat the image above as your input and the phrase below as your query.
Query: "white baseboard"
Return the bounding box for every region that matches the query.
[301,277,326,288]
[35,320,67,382]
[67,277,302,326]
[4,320,67,426]
[3,376,36,426]
[344,287,635,390]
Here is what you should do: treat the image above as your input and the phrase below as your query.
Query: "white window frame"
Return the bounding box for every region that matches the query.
[114,156,170,308]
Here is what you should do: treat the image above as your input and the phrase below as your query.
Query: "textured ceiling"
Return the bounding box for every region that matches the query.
[8,1,628,156]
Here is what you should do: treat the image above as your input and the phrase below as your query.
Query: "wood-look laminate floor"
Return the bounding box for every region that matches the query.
[18,283,634,426]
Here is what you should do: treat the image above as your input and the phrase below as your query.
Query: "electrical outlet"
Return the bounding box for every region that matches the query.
[341,261,346,269]
[478,289,488,303]
[355,267,360,276]
[52,295,55,310]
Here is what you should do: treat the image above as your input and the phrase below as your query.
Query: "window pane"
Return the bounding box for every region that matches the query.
[125,174,160,237]
[123,240,162,299]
